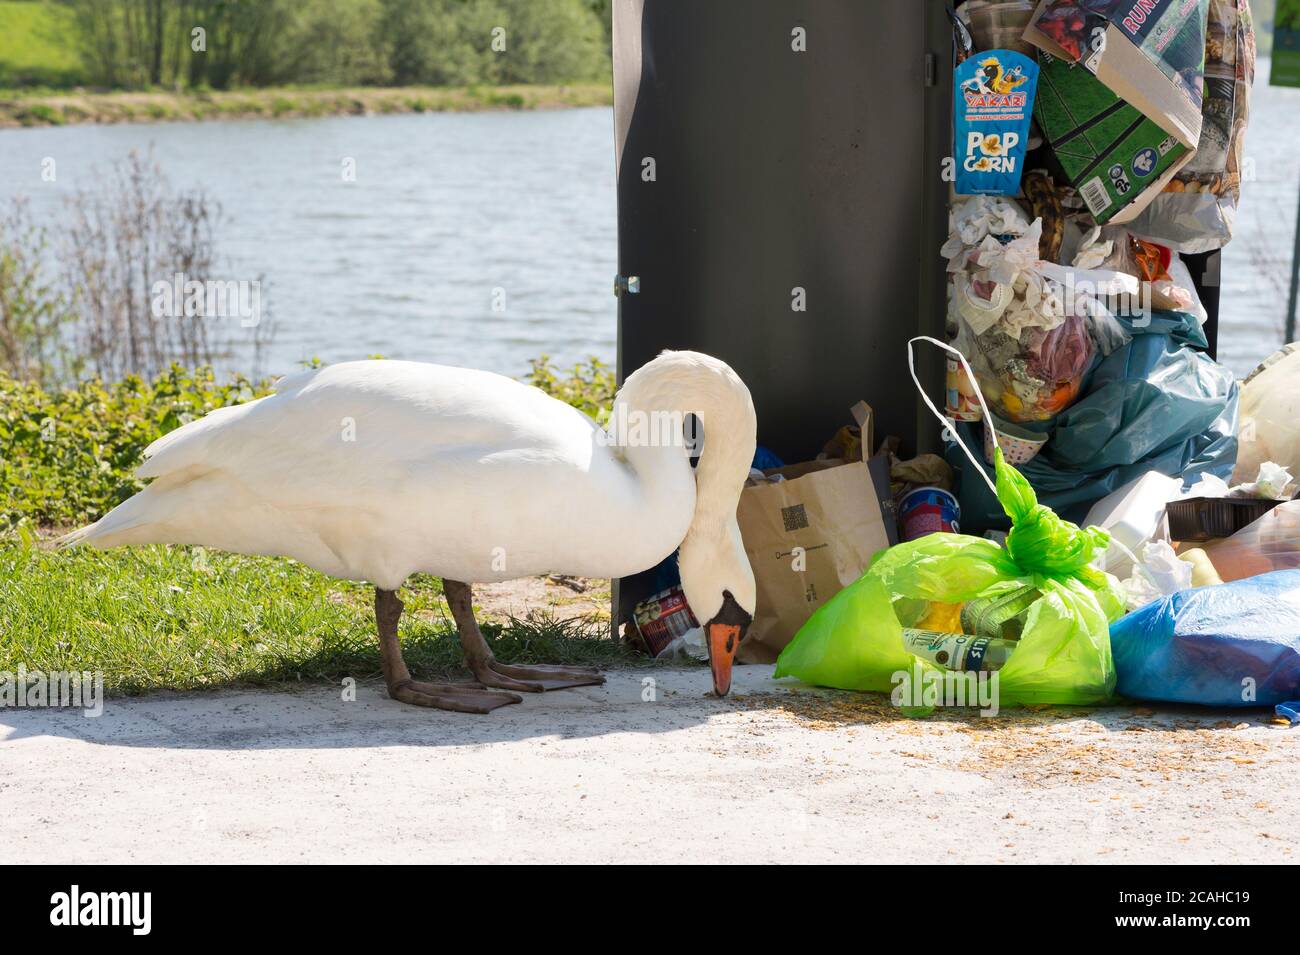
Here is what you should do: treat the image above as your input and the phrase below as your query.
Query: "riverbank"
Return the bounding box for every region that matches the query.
[0,82,612,128]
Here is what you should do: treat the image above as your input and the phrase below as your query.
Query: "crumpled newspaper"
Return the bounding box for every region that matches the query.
[975,220,1042,287]
[973,222,1074,338]
[948,213,1139,342]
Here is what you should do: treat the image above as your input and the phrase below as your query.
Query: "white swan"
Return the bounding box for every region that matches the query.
[66,350,758,712]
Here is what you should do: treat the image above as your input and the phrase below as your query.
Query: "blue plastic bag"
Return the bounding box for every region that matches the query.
[950,310,1238,530]
[1109,570,1300,707]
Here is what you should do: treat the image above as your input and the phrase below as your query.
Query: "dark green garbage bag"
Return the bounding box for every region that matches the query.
[774,449,1126,708]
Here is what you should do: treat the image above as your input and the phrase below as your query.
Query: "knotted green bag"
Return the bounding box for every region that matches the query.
[773,339,1126,707]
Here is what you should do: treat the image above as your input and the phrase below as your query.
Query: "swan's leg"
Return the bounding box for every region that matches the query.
[443,579,606,692]
[374,588,521,713]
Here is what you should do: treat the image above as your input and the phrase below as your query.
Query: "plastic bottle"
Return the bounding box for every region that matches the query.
[903,628,1016,672]
[959,584,1040,641]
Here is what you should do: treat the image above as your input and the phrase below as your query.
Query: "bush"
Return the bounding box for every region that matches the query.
[0,150,274,385]
[0,365,268,531]
[57,0,611,91]
[525,355,616,423]
[0,200,72,385]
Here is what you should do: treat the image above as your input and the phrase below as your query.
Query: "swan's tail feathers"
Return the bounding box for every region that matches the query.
[54,523,94,549]
[55,483,174,550]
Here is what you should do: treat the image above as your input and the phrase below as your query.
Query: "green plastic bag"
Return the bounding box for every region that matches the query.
[774,338,1126,709]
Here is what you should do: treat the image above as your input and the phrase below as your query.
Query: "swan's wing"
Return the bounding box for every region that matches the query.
[135,360,598,506]
[134,365,323,478]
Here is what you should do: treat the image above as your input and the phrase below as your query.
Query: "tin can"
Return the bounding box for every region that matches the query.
[898,487,961,541]
[632,587,700,658]
[946,356,983,422]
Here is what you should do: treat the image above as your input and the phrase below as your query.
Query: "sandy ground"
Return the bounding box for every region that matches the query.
[2,664,1296,864]
[471,575,612,626]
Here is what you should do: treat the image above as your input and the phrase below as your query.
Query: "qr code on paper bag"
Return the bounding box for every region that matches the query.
[781,503,809,532]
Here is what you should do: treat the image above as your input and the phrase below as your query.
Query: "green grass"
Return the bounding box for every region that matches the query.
[0,540,632,696]
[0,1,86,88]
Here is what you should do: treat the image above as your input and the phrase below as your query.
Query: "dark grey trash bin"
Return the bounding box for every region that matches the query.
[609,0,955,625]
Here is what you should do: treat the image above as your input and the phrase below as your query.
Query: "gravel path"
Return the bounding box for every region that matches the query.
[2,665,1295,864]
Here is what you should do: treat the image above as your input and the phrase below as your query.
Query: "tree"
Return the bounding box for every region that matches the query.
[277,0,387,87]
[63,0,610,90]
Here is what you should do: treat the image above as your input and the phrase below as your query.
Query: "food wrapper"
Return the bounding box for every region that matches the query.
[1075,225,1208,322]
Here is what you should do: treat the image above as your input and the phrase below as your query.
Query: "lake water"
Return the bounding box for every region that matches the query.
[0,107,619,379]
[0,73,1297,382]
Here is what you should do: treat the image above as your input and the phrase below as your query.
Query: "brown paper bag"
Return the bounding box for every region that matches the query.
[736,403,894,664]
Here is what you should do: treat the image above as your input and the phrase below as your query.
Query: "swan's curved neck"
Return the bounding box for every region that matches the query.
[610,352,757,535]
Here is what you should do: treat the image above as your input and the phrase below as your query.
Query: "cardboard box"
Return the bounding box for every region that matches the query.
[1033,50,1193,223]
[1024,0,1208,222]
[1025,0,1208,143]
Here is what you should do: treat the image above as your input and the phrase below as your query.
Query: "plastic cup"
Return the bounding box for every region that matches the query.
[960,0,1037,56]
[983,412,1048,466]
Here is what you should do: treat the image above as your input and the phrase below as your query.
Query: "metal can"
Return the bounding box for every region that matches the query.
[632,586,700,658]
[898,487,961,541]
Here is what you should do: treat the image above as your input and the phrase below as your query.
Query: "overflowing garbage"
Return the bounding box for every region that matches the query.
[631,0,1300,720]
[947,309,1238,528]
[774,0,1300,716]
[774,429,1124,710]
[772,328,1300,713]
[940,0,1254,536]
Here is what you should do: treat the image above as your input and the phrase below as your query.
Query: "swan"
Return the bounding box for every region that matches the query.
[64,350,758,712]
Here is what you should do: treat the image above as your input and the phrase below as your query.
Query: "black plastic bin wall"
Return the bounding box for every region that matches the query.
[609,0,955,626]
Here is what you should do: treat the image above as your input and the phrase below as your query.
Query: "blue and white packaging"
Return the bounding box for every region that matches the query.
[954,50,1040,197]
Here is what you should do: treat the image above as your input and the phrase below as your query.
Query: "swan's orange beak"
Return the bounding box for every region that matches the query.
[704,591,752,697]
[706,621,742,696]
